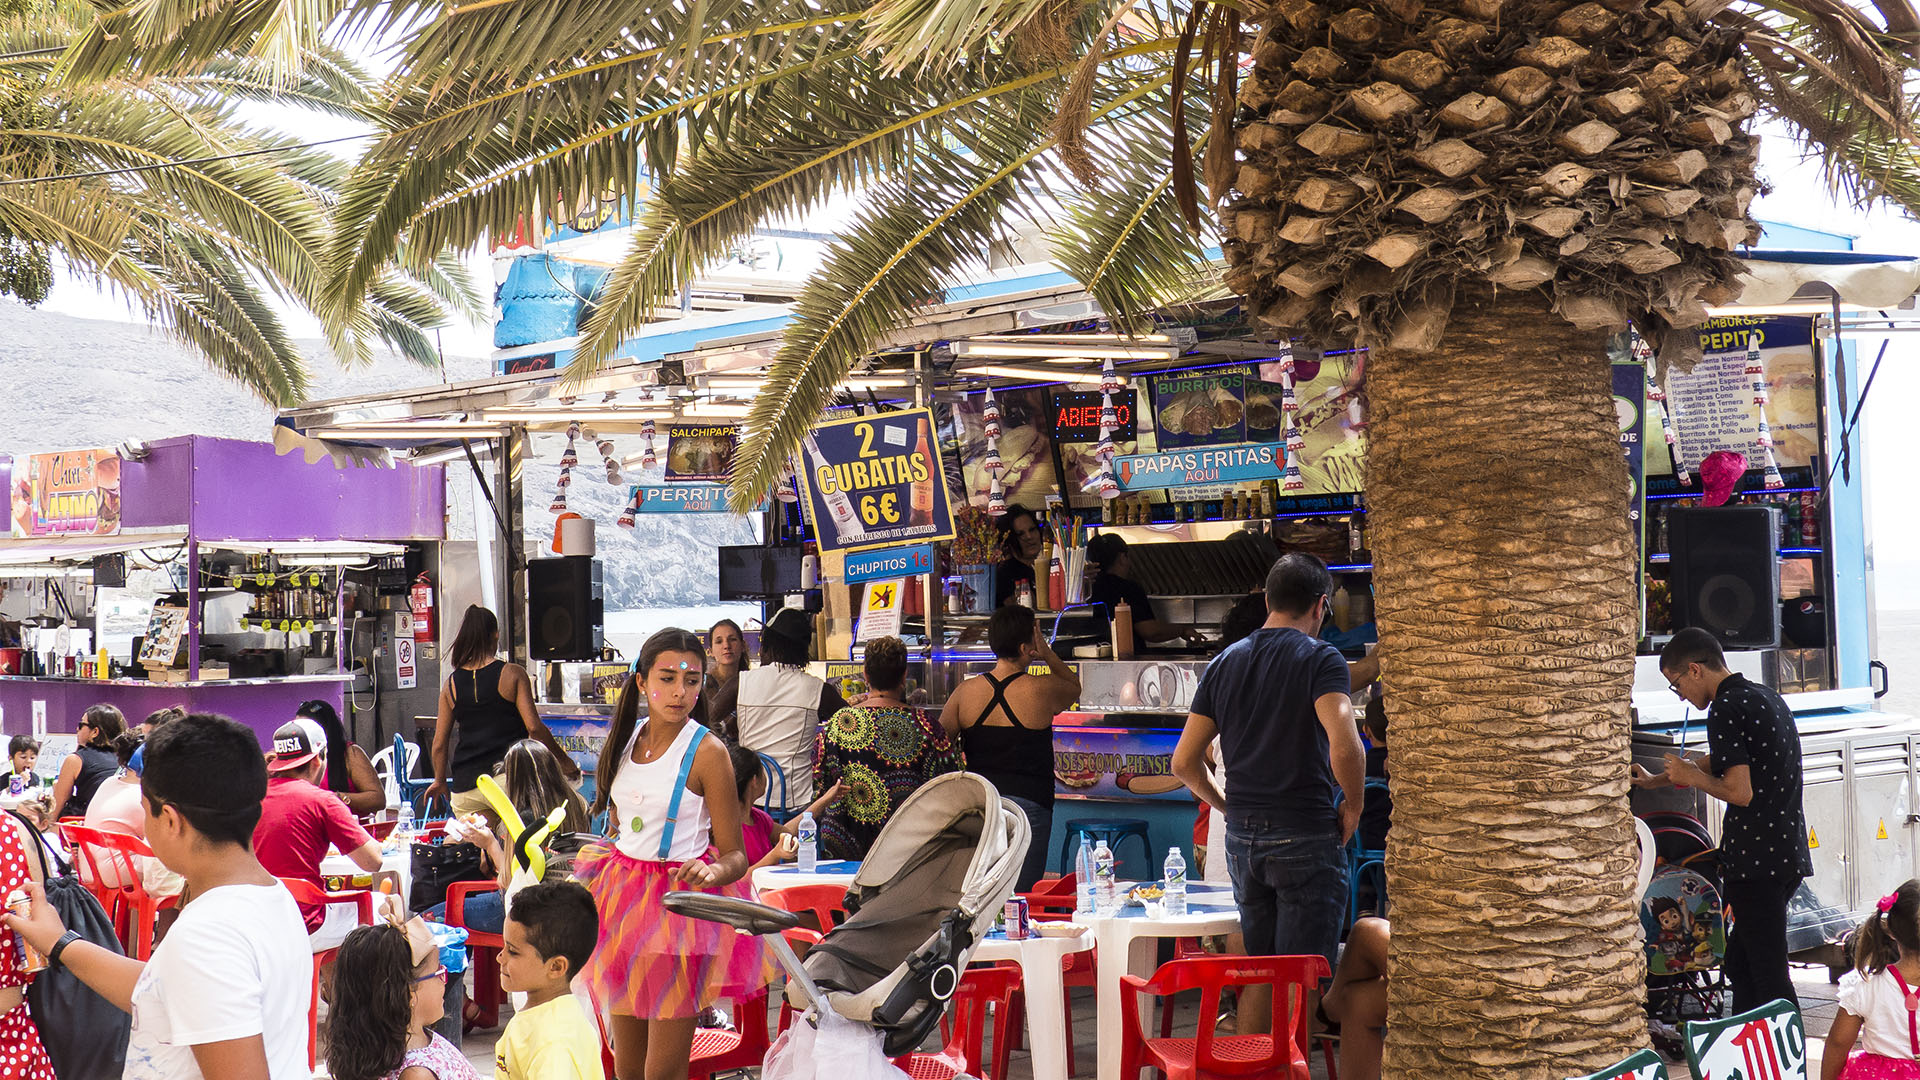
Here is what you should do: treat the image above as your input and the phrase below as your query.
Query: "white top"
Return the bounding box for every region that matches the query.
[1840,966,1920,1060]
[735,665,826,806]
[610,720,712,862]
[123,883,312,1080]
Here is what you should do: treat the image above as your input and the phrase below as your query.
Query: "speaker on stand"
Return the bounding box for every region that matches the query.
[528,556,603,660]
[1668,505,1782,649]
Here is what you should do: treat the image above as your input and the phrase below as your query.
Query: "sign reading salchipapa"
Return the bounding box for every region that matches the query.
[799,407,954,553]
[1112,443,1285,492]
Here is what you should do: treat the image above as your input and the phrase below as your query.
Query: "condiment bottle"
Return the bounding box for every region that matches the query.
[1112,600,1135,660]
[1034,538,1053,612]
[1048,548,1065,610]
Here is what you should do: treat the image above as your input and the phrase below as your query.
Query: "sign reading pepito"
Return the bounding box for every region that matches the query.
[1112,443,1285,492]
[799,407,954,553]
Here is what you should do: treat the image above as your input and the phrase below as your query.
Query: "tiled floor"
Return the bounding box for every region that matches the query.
[435,962,1844,1080]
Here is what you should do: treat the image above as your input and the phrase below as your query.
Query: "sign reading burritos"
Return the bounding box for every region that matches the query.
[664,423,739,483]
[1150,370,1250,448]
[799,407,954,553]
[13,449,121,537]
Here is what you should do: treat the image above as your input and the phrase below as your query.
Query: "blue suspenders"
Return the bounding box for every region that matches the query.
[657,722,710,860]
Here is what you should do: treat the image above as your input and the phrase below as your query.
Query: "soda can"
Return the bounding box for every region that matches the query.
[1004,897,1029,940]
[7,888,44,973]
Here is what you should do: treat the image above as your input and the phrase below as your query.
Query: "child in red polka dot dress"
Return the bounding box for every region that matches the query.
[0,812,54,1080]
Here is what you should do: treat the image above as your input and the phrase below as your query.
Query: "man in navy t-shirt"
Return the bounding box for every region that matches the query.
[1173,553,1365,969]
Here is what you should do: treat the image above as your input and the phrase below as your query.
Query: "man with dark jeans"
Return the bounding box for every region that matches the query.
[1635,628,1810,1011]
[1173,554,1364,968]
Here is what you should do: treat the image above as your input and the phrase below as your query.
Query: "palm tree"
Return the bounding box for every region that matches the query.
[0,0,478,404]
[320,0,1920,1073]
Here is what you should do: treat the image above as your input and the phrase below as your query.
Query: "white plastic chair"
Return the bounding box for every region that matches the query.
[370,738,423,809]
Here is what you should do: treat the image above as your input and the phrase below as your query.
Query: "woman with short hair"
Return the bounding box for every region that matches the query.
[813,637,960,860]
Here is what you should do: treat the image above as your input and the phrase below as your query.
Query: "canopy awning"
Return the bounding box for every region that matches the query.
[0,528,189,573]
[1727,249,1920,311]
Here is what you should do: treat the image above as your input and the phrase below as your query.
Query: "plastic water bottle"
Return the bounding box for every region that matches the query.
[1092,840,1117,916]
[796,811,818,872]
[394,803,414,846]
[1075,837,1096,916]
[1163,847,1187,917]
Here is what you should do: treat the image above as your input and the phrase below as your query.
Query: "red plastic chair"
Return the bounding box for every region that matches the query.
[690,986,774,1080]
[759,885,849,1032]
[1118,954,1329,1080]
[55,823,121,916]
[64,825,178,960]
[892,964,1023,1079]
[446,880,506,1031]
[1021,873,1079,918]
[278,877,374,1068]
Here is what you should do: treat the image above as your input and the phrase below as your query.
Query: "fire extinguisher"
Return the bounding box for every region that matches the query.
[410,573,436,641]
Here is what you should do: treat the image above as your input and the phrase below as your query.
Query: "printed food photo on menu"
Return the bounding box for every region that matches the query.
[951,386,1059,509]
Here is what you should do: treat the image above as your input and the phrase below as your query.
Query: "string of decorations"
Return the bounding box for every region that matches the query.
[1747,338,1785,489]
[983,386,1006,515]
[1277,347,1305,491]
[1635,333,1691,488]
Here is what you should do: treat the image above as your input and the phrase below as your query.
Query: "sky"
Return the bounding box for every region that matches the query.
[22,99,1920,612]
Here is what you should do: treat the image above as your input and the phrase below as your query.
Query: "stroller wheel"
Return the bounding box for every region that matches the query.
[930,963,959,1001]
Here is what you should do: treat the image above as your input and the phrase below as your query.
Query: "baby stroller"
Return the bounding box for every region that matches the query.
[1638,810,1728,1053]
[667,772,1029,1058]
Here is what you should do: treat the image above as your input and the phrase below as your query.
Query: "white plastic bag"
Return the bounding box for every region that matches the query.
[761,1009,911,1080]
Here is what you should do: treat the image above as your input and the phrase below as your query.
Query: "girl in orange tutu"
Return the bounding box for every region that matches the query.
[576,628,772,1080]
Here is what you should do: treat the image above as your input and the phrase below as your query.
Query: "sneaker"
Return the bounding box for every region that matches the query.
[697,1006,733,1031]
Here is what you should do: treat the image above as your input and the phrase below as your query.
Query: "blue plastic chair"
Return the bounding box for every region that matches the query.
[1057,818,1154,878]
[391,733,432,812]
[1346,777,1389,924]
[758,752,796,823]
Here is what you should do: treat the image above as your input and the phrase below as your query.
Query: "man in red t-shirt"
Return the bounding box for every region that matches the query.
[251,717,381,950]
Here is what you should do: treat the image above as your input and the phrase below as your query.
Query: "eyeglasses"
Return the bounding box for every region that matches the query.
[414,966,448,983]
[76,721,91,731]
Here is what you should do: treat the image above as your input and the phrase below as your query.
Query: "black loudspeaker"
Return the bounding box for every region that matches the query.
[528,556,603,660]
[1669,505,1782,648]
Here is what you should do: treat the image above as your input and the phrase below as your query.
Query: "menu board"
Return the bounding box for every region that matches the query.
[12,449,121,537]
[1646,316,1817,476]
[799,408,954,553]
[664,423,740,483]
[1150,370,1249,448]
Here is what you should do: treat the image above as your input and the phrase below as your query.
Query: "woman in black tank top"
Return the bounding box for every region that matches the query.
[942,607,1082,890]
[51,704,126,820]
[427,606,581,814]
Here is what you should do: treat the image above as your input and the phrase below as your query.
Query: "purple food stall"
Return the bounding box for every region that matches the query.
[0,436,443,744]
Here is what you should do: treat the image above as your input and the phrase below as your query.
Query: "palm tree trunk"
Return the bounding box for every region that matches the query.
[1369,284,1645,1077]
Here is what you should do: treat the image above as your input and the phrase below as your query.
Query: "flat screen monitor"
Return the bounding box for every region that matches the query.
[718,545,804,599]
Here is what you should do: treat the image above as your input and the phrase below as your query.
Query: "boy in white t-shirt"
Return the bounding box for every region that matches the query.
[5,712,312,1080]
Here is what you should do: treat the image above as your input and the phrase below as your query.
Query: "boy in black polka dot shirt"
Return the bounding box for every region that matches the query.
[1634,627,1810,1012]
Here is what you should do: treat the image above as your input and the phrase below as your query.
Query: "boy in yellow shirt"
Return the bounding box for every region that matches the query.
[495,882,604,1080]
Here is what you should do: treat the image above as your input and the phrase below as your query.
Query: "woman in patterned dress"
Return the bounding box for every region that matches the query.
[814,637,963,861]
[0,811,54,1080]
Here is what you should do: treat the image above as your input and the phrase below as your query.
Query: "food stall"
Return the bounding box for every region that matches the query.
[0,436,443,745]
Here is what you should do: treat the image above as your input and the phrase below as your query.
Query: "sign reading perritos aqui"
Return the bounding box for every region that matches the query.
[14,449,121,537]
[799,407,953,553]
[629,484,767,514]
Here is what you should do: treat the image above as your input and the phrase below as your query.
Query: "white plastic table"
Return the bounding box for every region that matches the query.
[1092,883,1242,1080]
[976,929,1095,1080]
[751,860,863,893]
[319,845,413,912]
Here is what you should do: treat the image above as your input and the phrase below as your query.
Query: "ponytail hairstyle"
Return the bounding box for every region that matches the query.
[324,925,414,1080]
[448,605,500,669]
[592,628,706,817]
[1856,878,1920,975]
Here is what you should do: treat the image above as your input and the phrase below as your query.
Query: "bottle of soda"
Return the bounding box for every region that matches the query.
[1092,841,1117,916]
[796,811,818,872]
[1163,847,1187,917]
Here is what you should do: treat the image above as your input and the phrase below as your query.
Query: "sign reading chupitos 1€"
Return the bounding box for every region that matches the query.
[800,407,954,553]
[1112,443,1284,492]
[843,543,936,586]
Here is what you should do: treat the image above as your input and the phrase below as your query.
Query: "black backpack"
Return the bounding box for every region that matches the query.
[10,811,130,1079]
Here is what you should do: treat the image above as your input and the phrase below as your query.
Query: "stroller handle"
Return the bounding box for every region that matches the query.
[663,892,802,936]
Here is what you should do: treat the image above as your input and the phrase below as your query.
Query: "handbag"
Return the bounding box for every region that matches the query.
[408,798,489,912]
[9,810,131,1080]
